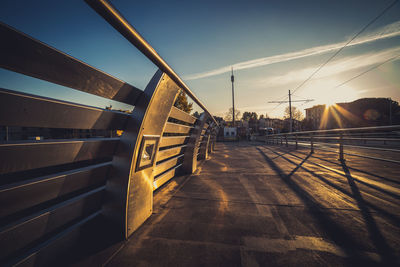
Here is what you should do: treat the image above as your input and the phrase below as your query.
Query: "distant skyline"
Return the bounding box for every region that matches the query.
[1,0,399,118]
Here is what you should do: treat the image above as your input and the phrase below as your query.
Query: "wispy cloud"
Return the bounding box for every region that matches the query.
[260,46,400,86]
[182,21,400,80]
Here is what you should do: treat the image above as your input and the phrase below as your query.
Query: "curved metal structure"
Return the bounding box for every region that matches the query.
[0,3,218,265]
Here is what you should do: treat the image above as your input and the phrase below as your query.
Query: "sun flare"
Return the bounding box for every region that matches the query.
[301,79,360,107]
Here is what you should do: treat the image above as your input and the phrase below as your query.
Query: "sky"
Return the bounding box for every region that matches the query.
[1,0,399,118]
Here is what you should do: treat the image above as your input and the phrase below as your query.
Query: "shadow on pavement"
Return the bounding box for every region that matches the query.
[340,162,396,264]
[256,146,398,266]
[288,148,400,186]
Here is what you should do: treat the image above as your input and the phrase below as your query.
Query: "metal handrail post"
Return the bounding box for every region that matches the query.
[310,133,314,153]
[295,134,298,149]
[285,135,288,147]
[339,132,345,161]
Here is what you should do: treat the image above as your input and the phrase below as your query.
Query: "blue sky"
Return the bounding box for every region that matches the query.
[1,0,399,118]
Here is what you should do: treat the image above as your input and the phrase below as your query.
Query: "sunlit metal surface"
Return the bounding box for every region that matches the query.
[84,0,218,125]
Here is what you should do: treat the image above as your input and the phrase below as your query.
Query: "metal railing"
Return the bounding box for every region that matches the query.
[0,1,219,265]
[257,125,400,164]
[85,0,218,126]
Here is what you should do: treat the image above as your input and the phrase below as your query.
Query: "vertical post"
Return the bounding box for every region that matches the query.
[231,68,235,128]
[389,97,392,125]
[285,135,288,147]
[310,133,314,153]
[280,136,283,146]
[109,70,181,238]
[295,134,298,149]
[182,113,208,174]
[289,90,292,133]
[212,134,216,151]
[6,126,9,141]
[208,129,215,154]
[199,130,211,160]
[339,132,345,161]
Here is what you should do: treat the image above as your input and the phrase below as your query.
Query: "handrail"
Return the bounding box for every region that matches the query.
[84,0,218,126]
[268,125,400,137]
[261,125,400,163]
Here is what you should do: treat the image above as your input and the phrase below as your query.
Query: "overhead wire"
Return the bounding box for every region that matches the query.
[299,54,399,109]
[332,54,400,90]
[290,0,399,95]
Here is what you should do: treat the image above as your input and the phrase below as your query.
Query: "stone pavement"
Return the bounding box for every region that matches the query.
[105,142,400,266]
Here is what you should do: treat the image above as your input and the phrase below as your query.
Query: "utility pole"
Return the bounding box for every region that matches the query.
[389,97,392,125]
[268,93,314,132]
[231,67,235,128]
[288,90,292,133]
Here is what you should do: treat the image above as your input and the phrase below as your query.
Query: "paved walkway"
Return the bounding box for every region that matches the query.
[107,142,400,266]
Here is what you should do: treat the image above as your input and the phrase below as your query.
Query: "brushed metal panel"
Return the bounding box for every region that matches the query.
[0,88,128,129]
[156,145,186,163]
[154,154,183,177]
[153,164,181,190]
[182,113,208,174]
[163,122,193,134]
[9,211,101,267]
[0,187,104,262]
[0,23,142,105]
[199,134,211,160]
[169,106,197,125]
[108,70,181,238]
[0,162,110,217]
[0,138,119,175]
[159,136,189,148]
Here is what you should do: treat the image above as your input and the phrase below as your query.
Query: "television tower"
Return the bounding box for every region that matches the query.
[231,67,235,128]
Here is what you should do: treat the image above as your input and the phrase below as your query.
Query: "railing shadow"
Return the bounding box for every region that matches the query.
[282,150,400,200]
[287,152,312,178]
[255,147,371,265]
[257,146,399,265]
[260,146,400,226]
[291,148,400,185]
[341,162,396,264]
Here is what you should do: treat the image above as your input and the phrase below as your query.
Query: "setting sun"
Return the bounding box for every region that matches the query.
[301,79,360,107]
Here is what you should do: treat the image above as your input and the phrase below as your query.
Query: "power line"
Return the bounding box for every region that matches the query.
[332,54,400,89]
[291,0,399,95]
[267,94,288,112]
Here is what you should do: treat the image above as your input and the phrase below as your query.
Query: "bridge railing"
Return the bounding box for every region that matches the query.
[256,125,400,164]
[0,1,218,265]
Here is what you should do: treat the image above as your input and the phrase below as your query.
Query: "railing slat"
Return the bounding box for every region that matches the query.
[0,162,110,218]
[169,106,197,125]
[0,138,119,175]
[156,145,186,163]
[154,154,183,177]
[0,23,143,105]
[163,122,193,134]
[0,88,129,129]
[153,165,181,190]
[159,136,189,148]
[0,187,104,263]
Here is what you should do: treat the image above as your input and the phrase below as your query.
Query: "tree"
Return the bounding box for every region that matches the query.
[224,108,241,122]
[174,90,193,113]
[284,106,304,121]
[259,114,264,119]
[242,111,258,121]
[192,111,201,118]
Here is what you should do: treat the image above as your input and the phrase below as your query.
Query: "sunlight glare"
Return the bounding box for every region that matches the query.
[302,79,360,107]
